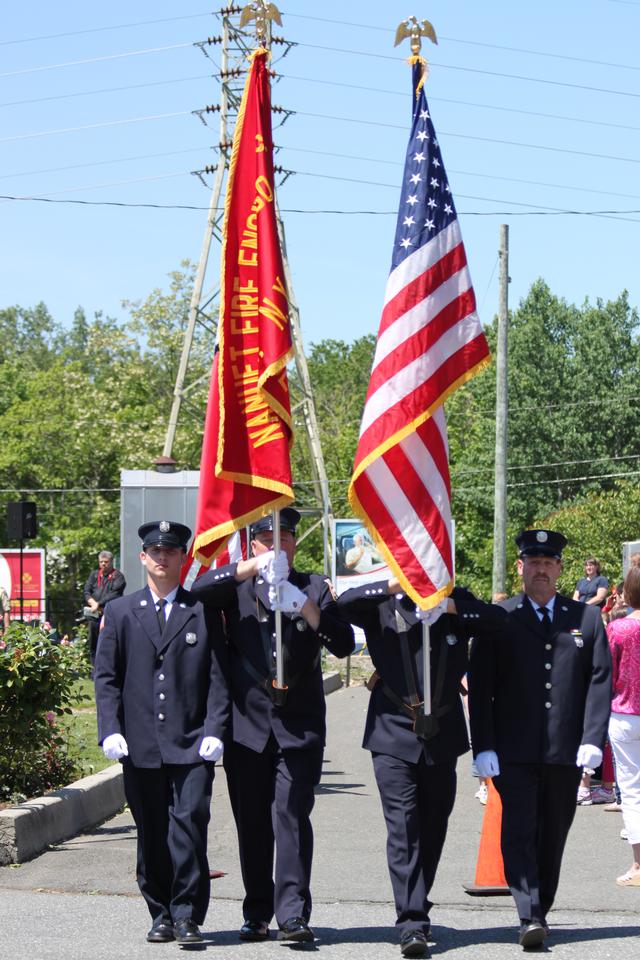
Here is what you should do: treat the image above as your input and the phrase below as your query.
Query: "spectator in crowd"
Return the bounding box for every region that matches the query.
[606,565,640,886]
[83,550,126,664]
[573,557,609,608]
[0,584,10,635]
[603,582,625,623]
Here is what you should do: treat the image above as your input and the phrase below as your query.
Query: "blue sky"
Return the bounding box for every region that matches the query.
[3,1,640,350]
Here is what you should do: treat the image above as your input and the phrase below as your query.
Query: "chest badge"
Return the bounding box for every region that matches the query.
[571,629,583,648]
[295,618,307,632]
[446,633,458,646]
[185,632,197,645]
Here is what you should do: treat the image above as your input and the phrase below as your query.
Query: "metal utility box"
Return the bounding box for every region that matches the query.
[120,470,200,593]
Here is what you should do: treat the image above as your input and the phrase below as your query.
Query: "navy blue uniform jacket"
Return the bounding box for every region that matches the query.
[94,585,230,768]
[467,592,612,765]
[337,583,473,765]
[191,565,355,753]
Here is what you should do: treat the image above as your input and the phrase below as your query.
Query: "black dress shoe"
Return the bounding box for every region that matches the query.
[147,922,175,943]
[239,920,270,941]
[278,917,315,942]
[518,921,546,949]
[173,919,204,944]
[400,930,430,958]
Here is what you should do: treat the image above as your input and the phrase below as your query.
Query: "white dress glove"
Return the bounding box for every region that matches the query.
[102,733,129,761]
[415,599,448,627]
[198,736,224,762]
[475,750,500,778]
[256,550,290,585]
[576,743,603,771]
[269,581,308,614]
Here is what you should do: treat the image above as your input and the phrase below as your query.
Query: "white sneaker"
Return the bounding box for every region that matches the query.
[474,783,488,805]
[591,785,616,804]
[577,787,592,805]
[621,828,629,840]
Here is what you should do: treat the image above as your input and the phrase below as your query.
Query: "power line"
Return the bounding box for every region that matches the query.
[286,11,640,75]
[4,194,640,218]
[285,169,640,223]
[277,72,640,136]
[455,469,640,494]
[0,13,210,46]
[5,119,638,206]
[296,110,640,169]
[0,146,209,182]
[0,110,192,144]
[295,41,640,102]
[0,41,194,79]
[0,74,213,110]
[276,145,640,206]
[0,172,192,204]
[4,6,639,77]
[452,453,640,478]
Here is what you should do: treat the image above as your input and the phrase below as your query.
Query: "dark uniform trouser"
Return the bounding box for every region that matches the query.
[88,618,100,665]
[372,753,457,938]
[122,761,214,926]
[494,763,581,924]
[225,738,323,926]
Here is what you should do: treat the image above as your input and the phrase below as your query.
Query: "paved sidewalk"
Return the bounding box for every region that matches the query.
[1,684,639,959]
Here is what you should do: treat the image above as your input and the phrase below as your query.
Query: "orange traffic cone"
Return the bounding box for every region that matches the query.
[463,779,511,895]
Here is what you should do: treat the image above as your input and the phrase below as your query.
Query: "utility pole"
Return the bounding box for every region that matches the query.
[162,4,333,560]
[492,224,509,598]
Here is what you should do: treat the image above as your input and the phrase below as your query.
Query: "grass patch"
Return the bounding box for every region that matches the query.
[58,677,112,780]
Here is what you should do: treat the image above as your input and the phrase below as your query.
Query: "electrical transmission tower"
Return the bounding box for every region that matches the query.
[162,4,332,565]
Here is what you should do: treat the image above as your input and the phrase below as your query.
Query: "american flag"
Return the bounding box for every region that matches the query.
[348,63,490,609]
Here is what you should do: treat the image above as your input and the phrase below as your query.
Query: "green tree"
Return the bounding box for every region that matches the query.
[447,280,640,595]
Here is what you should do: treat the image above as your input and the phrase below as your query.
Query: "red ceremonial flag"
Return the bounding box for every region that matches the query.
[348,64,490,609]
[188,49,294,574]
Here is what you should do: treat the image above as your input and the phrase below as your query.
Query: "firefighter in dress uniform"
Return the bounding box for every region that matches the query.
[94,521,230,945]
[467,529,612,949]
[337,577,481,959]
[191,507,355,944]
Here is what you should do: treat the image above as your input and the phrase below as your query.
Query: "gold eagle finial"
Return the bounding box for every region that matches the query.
[240,1,283,45]
[394,16,438,56]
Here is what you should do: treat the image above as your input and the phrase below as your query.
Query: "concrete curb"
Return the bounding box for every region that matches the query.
[0,763,125,865]
[0,671,344,865]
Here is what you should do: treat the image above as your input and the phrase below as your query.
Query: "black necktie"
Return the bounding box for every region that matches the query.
[156,598,167,634]
[539,606,551,633]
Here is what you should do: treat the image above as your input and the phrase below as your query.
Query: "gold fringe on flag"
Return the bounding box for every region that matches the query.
[407,54,429,95]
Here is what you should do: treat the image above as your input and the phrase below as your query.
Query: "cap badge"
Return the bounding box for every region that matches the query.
[159,521,170,532]
[536,531,548,542]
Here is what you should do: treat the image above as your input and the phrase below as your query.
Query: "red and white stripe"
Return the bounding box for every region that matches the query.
[349,220,489,608]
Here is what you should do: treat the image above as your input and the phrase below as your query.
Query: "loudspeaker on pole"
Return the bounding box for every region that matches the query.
[6,501,38,540]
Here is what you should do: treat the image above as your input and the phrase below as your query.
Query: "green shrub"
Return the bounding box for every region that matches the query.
[0,621,88,802]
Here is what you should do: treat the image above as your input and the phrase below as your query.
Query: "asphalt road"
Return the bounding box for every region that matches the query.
[1,684,639,959]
